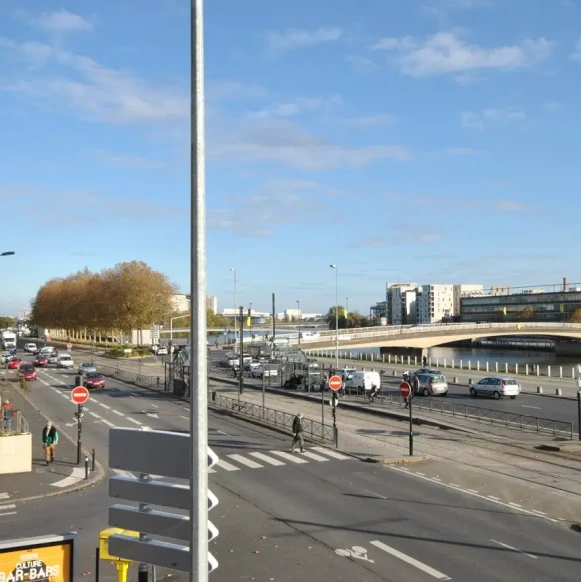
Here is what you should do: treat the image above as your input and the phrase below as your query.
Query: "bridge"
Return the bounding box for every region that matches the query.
[291,322,581,353]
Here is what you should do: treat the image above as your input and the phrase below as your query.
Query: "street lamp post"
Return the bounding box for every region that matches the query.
[330,265,339,371]
[296,300,301,345]
[249,303,253,342]
[230,268,237,349]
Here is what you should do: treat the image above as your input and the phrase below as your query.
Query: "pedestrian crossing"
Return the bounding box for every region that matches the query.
[0,493,16,520]
[111,446,351,479]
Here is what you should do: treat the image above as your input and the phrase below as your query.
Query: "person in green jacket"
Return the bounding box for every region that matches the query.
[42,421,59,465]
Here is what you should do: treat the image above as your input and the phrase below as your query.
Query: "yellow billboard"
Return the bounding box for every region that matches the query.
[0,535,74,582]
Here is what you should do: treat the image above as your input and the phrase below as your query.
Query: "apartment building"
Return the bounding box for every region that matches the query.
[171,293,191,313]
[452,284,484,316]
[206,296,218,314]
[391,286,417,325]
[416,284,454,323]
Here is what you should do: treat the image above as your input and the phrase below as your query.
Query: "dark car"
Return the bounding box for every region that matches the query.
[19,364,37,381]
[33,355,49,367]
[84,373,105,389]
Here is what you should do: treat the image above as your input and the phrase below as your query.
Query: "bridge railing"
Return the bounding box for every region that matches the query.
[292,321,581,345]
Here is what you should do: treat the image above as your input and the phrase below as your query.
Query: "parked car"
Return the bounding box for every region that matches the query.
[84,372,106,389]
[411,371,449,396]
[24,343,37,353]
[57,354,74,369]
[48,354,60,365]
[33,355,49,367]
[156,346,168,355]
[243,360,261,372]
[78,362,97,375]
[8,357,22,370]
[39,346,57,356]
[19,364,37,381]
[251,365,278,378]
[469,377,520,400]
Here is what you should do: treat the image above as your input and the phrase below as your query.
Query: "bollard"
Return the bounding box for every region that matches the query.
[556,388,562,396]
[392,370,396,376]
[468,378,472,385]
[495,362,499,373]
[85,456,89,479]
[212,390,216,402]
[548,365,551,378]
[537,386,543,394]
[91,448,96,472]
[460,360,463,370]
[453,377,458,383]
[477,361,480,371]
[486,362,489,372]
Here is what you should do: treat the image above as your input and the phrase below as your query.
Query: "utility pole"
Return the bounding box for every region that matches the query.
[271,293,276,346]
[238,306,244,399]
[230,268,237,349]
[297,300,301,345]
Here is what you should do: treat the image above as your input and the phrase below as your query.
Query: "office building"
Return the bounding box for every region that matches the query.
[391,286,417,325]
[171,294,190,313]
[206,296,218,314]
[416,284,454,323]
[453,284,484,316]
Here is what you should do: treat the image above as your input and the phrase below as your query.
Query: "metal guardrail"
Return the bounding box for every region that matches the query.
[209,390,334,444]
[0,408,29,434]
[97,363,165,390]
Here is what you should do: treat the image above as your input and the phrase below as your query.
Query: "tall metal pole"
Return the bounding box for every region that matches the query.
[249,303,253,342]
[330,265,339,371]
[190,0,208,580]
[271,293,276,346]
[230,268,237,349]
[239,306,244,399]
[297,300,301,345]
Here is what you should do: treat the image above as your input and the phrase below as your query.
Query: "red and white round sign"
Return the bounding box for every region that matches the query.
[328,375,343,391]
[71,386,90,405]
[399,381,411,398]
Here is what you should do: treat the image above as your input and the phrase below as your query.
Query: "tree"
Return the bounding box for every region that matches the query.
[346,310,371,328]
[570,308,581,323]
[326,306,348,330]
[0,316,16,329]
[515,306,536,322]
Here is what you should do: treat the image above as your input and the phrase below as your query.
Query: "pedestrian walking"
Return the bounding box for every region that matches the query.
[42,421,59,465]
[2,399,13,431]
[422,355,427,366]
[290,412,305,453]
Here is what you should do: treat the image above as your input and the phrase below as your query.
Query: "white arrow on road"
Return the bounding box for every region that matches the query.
[65,421,76,427]
[145,412,159,419]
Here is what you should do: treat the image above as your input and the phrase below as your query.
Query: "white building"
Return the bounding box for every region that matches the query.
[391,286,417,325]
[171,294,190,313]
[453,284,484,316]
[206,296,218,314]
[277,310,322,321]
[416,284,454,324]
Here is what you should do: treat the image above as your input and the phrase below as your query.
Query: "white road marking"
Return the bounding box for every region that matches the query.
[180,415,188,420]
[113,410,124,417]
[216,459,240,472]
[522,405,541,410]
[449,483,460,488]
[509,502,522,508]
[151,404,158,408]
[370,540,451,580]
[88,411,100,419]
[311,447,350,460]
[300,451,330,462]
[415,472,425,476]
[227,454,263,469]
[488,495,500,501]
[0,504,16,512]
[249,452,285,466]
[98,403,111,410]
[0,493,9,500]
[531,509,547,516]
[102,419,115,427]
[215,429,226,434]
[431,477,442,482]
[390,467,559,523]
[208,467,216,473]
[270,450,308,464]
[363,489,387,500]
[490,539,537,559]
[51,467,85,488]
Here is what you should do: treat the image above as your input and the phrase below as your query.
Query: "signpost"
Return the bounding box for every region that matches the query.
[328,375,342,447]
[399,381,413,456]
[71,386,89,465]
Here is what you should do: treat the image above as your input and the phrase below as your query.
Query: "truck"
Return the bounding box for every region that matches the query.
[1,331,17,350]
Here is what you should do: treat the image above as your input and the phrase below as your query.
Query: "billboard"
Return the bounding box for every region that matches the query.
[0,535,75,582]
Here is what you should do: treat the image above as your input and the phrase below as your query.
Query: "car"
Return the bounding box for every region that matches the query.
[84,372,105,389]
[469,376,520,400]
[33,355,49,367]
[243,360,261,372]
[1,351,12,363]
[156,346,168,355]
[24,343,37,353]
[57,354,74,368]
[251,365,279,378]
[39,346,57,356]
[411,371,449,397]
[78,363,97,375]
[7,357,22,369]
[18,364,37,381]
[48,354,60,365]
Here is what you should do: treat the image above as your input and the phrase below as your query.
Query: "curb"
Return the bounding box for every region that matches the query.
[363,455,427,465]
[6,385,106,505]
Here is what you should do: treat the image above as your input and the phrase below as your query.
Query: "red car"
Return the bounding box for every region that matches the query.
[84,373,105,389]
[19,364,37,381]
[8,357,22,369]
[33,355,49,367]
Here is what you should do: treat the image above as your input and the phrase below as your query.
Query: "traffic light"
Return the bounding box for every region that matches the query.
[208,447,219,573]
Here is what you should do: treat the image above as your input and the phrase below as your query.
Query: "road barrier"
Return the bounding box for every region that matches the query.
[209,390,334,444]
[97,363,165,390]
[0,407,29,434]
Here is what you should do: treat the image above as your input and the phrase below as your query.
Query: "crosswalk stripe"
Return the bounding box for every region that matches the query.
[300,451,330,462]
[249,452,285,466]
[217,459,240,472]
[269,450,308,464]
[113,470,134,479]
[0,504,16,512]
[311,447,350,460]
[0,493,9,500]
[0,511,16,517]
[227,454,263,469]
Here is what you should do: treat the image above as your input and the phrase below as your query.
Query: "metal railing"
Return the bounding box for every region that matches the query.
[209,390,334,443]
[97,363,164,390]
[346,391,573,438]
[0,408,29,434]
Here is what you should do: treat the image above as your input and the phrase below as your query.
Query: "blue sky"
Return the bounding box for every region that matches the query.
[0,0,580,317]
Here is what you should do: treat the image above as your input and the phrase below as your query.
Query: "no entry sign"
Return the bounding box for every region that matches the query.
[399,381,411,399]
[328,375,343,391]
[71,386,90,405]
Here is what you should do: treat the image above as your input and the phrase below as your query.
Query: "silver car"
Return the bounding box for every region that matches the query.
[48,354,60,365]
[411,371,448,397]
[79,362,97,374]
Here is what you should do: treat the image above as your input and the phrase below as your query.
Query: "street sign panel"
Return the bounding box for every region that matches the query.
[71,386,89,405]
[328,375,343,391]
[399,382,411,398]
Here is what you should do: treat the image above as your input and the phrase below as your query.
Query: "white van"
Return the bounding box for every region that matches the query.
[346,371,381,395]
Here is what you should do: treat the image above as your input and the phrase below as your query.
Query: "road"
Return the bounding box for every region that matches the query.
[4,361,581,580]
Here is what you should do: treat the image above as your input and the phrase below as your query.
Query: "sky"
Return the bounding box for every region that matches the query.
[0,0,580,317]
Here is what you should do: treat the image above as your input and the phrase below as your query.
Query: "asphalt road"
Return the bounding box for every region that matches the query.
[5,361,581,580]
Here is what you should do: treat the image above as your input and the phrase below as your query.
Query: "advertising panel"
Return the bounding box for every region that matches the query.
[0,535,74,582]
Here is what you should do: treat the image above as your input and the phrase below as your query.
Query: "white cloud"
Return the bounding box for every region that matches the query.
[209,120,412,170]
[265,27,342,54]
[32,9,93,34]
[246,95,342,120]
[570,37,581,61]
[345,55,380,74]
[545,101,563,112]
[460,108,526,129]
[370,32,552,78]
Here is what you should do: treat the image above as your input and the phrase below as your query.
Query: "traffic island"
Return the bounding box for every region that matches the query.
[362,455,427,465]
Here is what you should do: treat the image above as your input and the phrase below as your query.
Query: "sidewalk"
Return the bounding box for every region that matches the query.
[0,379,102,507]
[209,379,581,525]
